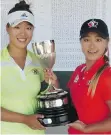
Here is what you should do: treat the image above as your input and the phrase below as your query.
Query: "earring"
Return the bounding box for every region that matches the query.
[105,48,109,57]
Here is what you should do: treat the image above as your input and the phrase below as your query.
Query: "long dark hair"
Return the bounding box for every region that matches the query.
[87,55,109,97]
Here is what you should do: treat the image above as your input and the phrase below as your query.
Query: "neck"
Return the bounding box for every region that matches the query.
[85,60,96,71]
[7,44,27,58]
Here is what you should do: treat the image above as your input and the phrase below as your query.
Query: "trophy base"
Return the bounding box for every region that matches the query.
[37,105,78,127]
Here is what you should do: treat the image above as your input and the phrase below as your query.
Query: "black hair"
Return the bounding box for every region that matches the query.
[8,0,33,15]
[79,33,110,41]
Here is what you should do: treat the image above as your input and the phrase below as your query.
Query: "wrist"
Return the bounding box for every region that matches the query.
[21,115,28,124]
[83,124,93,133]
[53,79,59,88]
[83,125,89,133]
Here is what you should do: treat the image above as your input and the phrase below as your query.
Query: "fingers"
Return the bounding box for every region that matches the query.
[74,120,85,125]
[44,68,51,73]
[36,114,46,129]
[68,120,80,126]
[31,115,46,130]
[43,69,51,82]
[36,118,46,130]
[36,114,44,119]
[68,123,75,126]
[36,122,46,130]
[31,123,46,130]
[44,69,57,85]
[68,120,86,129]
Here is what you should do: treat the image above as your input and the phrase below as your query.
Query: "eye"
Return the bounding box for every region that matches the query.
[14,26,20,29]
[27,27,33,30]
[96,38,102,42]
[83,38,89,42]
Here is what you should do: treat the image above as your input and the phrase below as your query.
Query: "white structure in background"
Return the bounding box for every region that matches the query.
[1,0,111,71]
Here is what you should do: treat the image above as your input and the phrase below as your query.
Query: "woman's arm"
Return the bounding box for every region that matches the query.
[69,100,111,133]
[1,107,46,130]
[84,100,111,133]
[1,107,26,123]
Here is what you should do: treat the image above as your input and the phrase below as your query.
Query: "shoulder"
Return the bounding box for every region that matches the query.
[70,63,86,77]
[100,66,111,100]
[0,47,8,61]
[101,66,111,78]
[74,63,86,73]
[27,50,36,59]
[0,48,6,57]
[100,66,111,85]
[69,64,85,80]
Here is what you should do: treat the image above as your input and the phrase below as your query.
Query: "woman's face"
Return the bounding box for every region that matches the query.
[7,21,34,49]
[80,32,109,62]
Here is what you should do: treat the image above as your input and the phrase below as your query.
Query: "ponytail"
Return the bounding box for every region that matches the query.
[87,55,109,97]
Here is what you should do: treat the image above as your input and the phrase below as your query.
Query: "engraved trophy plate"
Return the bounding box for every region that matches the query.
[32,40,78,127]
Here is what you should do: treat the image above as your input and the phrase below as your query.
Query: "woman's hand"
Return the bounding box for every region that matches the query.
[44,68,58,86]
[23,114,46,130]
[68,120,87,133]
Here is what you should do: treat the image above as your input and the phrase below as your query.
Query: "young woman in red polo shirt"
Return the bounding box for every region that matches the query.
[44,18,111,134]
[66,19,111,134]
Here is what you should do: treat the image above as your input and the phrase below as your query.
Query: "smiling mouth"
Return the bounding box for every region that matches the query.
[17,38,27,42]
[88,50,98,54]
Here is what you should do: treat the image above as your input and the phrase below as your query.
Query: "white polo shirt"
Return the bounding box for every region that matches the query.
[1,47,45,134]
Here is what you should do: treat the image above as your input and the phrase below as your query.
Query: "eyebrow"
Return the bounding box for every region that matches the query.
[83,35,102,38]
[27,22,33,26]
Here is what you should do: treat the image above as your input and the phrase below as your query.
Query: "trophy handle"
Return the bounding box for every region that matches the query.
[40,79,54,94]
[46,78,61,92]
[36,79,52,98]
[36,79,60,98]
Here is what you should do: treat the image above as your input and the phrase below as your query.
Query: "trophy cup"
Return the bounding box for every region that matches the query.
[32,40,78,127]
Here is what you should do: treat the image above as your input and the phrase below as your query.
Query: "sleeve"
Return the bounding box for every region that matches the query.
[101,67,111,101]
[67,66,81,88]
[67,71,75,88]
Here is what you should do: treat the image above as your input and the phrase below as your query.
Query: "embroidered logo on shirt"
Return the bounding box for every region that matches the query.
[32,69,38,75]
[74,75,79,83]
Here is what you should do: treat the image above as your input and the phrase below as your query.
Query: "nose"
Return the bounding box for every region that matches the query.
[19,28,26,35]
[89,40,95,49]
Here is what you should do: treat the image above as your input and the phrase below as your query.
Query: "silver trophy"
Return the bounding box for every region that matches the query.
[32,40,58,92]
[32,40,78,127]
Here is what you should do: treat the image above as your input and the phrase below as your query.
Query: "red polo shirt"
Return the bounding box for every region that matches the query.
[67,57,111,134]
